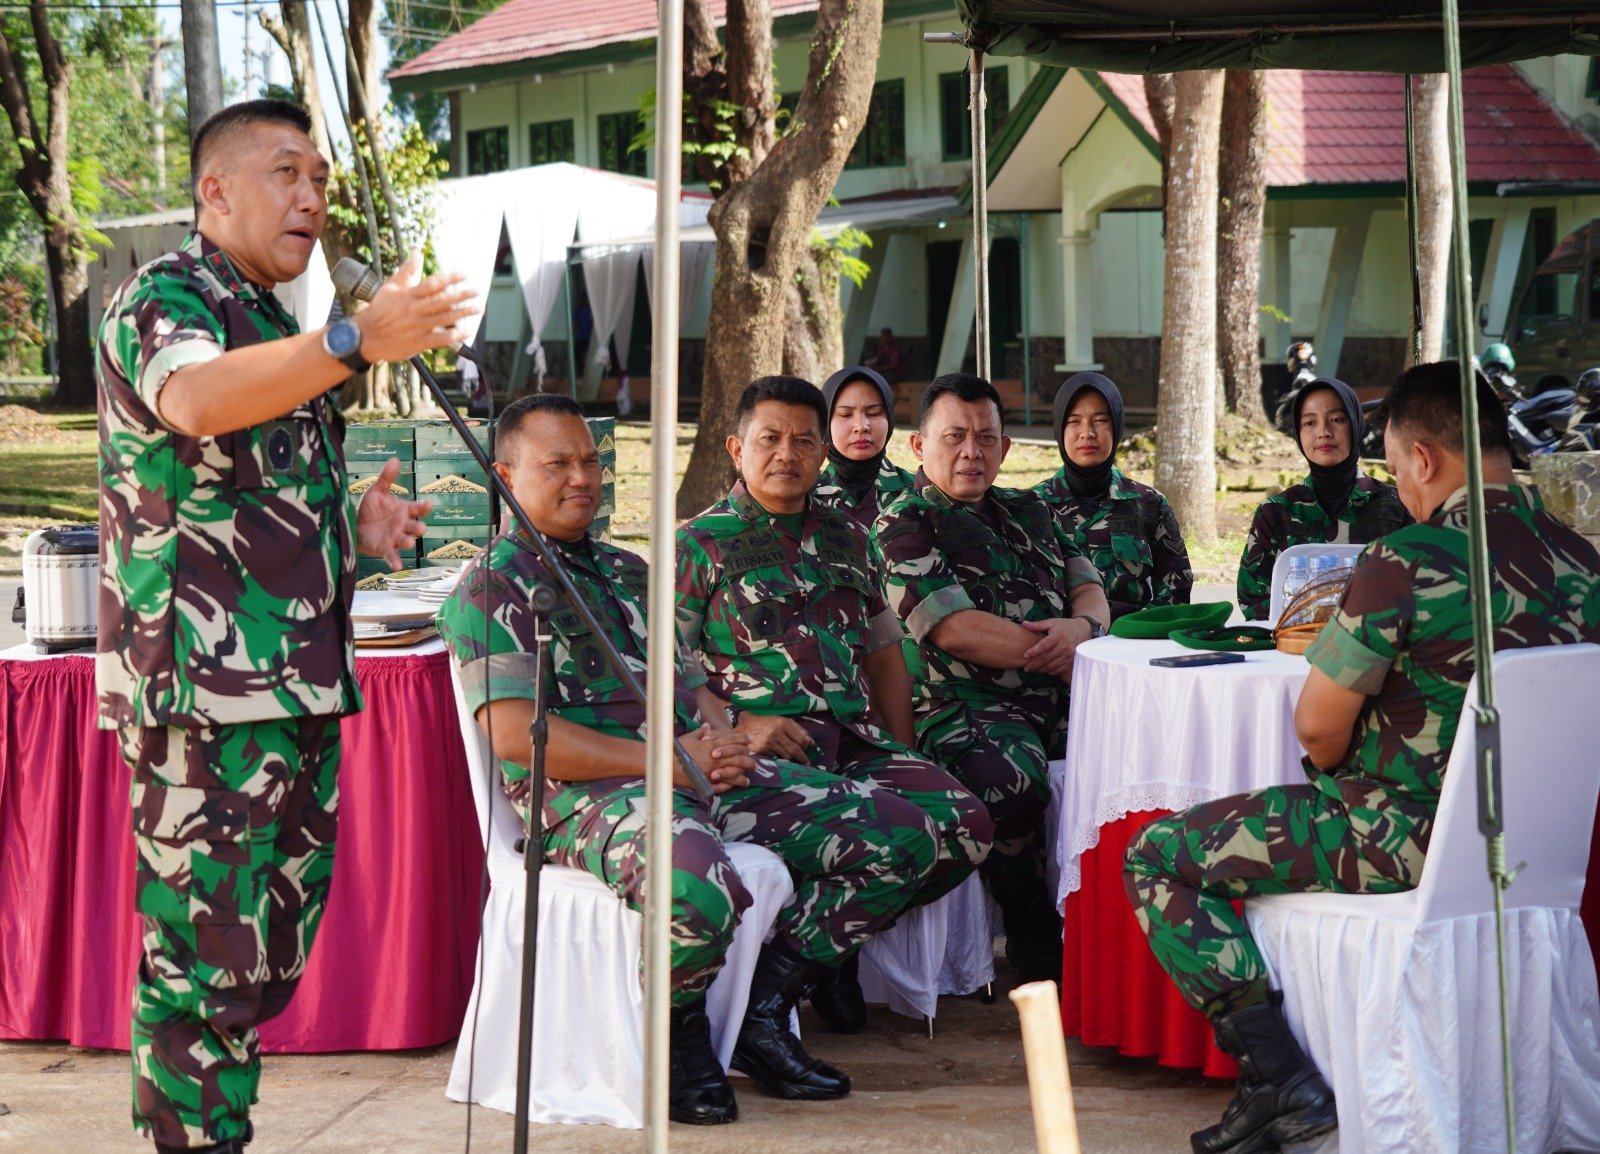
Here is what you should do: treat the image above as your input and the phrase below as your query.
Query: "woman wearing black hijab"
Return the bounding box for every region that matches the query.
[1236,376,1411,620]
[814,365,916,533]
[1035,372,1193,620]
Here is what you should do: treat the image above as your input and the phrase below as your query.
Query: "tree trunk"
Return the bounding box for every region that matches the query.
[1143,72,1174,197]
[1412,73,1452,364]
[0,6,94,405]
[781,280,821,382]
[1154,70,1223,546]
[676,0,883,516]
[1217,69,1268,422]
[346,0,381,127]
[179,0,223,133]
[259,2,331,160]
[797,244,843,374]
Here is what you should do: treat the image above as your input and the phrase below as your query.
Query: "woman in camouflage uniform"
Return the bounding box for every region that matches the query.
[813,365,916,534]
[1236,376,1411,620]
[1036,372,1193,620]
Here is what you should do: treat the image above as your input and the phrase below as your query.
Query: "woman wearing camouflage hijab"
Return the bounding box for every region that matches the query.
[1035,372,1193,621]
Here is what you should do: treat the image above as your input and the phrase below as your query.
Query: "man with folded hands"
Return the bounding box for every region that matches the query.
[435,393,940,1126]
[676,375,993,1033]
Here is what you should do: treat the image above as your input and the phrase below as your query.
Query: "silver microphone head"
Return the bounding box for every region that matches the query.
[332,257,382,303]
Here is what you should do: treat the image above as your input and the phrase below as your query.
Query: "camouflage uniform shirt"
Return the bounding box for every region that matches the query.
[875,471,1103,720]
[1305,483,1600,808]
[813,456,917,536]
[1035,465,1193,620]
[437,529,705,792]
[676,483,904,736]
[96,231,359,728]
[1236,473,1411,620]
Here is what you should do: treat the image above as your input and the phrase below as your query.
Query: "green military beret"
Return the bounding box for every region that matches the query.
[1110,601,1232,639]
[1170,625,1276,652]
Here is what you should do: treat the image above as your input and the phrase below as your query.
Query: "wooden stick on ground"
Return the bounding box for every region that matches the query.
[1010,980,1083,1154]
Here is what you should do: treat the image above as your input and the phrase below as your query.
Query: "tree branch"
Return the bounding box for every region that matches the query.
[0,19,41,159]
[723,0,773,186]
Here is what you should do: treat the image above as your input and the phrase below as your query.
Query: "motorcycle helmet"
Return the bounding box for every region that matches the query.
[1576,367,1600,412]
[1481,342,1516,374]
[1285,341,1316,375]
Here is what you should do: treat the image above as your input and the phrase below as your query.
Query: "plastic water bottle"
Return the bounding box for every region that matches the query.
[1282,555,1310,603]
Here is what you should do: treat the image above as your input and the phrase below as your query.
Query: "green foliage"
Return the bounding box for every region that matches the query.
[385,0,511,140]
[1260,303,1292,324]
[633,88,752,191]
[326,115,445,276]
[814,225,872,289]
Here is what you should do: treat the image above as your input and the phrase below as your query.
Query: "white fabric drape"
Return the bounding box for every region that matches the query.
[573,172,657,399]
[274,239,337,332]
[434,174,509,325]
[501,167,581,370]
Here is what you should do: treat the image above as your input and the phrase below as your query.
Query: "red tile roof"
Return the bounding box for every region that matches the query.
[390,0,820,80]
[1096,67,1600,186]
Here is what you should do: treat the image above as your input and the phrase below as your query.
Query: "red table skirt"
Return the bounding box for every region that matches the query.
[0,650,484,1053]
[1062,807,1600,1081]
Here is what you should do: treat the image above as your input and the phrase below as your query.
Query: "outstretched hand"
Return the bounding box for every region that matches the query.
[355,252,481,365]
[355,456,434,569]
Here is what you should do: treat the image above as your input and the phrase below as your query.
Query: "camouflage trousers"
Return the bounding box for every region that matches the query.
[520,757,939,1007]
[1123,780,1434,1020]
[119,716,341,1150]
[795,714,993,906]
[918,697,1065,915]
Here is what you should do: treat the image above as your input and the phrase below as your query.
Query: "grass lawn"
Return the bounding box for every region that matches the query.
[0,405,1282,587]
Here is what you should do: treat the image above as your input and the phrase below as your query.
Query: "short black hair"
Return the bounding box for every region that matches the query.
[918,372,1004,431]
[190,98,315,186]
[1383,360,1511,458]
[735,375,826,437]
[494,393,587,464]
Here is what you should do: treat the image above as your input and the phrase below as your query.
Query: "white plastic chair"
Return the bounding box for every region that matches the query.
[1267,542,1367,627]
[443,661,797,1129]
[857,872,999,1035]
[1245,644,1600,1154]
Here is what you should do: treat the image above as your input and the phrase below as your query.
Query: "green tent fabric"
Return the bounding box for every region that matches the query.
[954,0,1600,72]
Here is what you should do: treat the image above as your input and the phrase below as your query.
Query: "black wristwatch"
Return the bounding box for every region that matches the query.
[1075,615,1106,640]
[322,317,370,374]
[725,705,741,728]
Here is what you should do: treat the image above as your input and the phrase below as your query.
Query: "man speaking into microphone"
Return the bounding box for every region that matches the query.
[95,99,476,1154]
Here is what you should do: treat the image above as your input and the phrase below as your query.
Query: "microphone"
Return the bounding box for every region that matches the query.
[332,256,383,303]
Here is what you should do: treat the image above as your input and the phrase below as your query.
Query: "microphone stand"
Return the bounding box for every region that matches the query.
[390,348,711,1154]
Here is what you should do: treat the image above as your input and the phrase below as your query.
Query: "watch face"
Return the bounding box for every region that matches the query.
[326,319,360,358]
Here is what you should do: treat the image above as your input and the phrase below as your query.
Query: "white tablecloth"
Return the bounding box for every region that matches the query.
[1055,636,1313,906]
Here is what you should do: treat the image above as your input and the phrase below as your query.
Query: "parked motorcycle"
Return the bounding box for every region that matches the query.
[1359,347,1575,466]
[1272,340,1320,437]
[1548,367,1600,452]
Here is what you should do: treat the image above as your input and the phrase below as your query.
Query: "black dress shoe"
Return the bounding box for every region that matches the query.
[1000,883,1064,984]
[669,996,738,1125]
[731,941,851,1100]
[808,951,867,1034]
[1190,992,1337,1154]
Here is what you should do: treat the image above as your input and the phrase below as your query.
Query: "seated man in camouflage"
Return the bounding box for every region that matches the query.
[875,373,1111,982]
[676,375,993,1033]
[1124,361,1600,1154]
[436,394,941,1125]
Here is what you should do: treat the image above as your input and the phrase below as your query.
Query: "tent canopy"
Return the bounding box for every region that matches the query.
[955,0,1600,73]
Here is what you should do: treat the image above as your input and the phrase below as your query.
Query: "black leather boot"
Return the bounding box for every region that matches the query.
[1190,992,1337,1154]
[808,951,867,1034]
[730,940,851,1100]
[1000,880,1064,984]
[669,996,738,1125]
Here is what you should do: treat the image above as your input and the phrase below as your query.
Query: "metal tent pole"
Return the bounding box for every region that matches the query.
[644,0,685,1145]
[969,49,992,380]
[1439,1,1515,1149]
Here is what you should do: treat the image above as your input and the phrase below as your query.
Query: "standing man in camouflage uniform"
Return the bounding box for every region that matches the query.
[876,373,1110,982]
[676,376,993,1031]
[1035,372,1192,619]
[97,100,478,1154]
[1125,362,1600,1154]
[438,394,940,1123]
[1236,377,1410,620]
